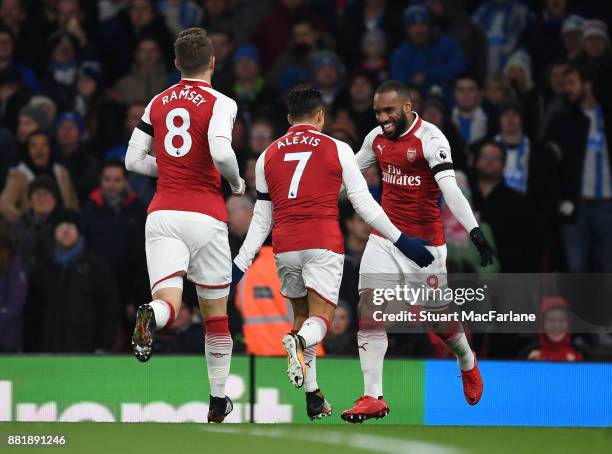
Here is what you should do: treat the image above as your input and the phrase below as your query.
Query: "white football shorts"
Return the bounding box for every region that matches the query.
[145,210,231,299]
[358,234,448,307]
[274,248,344,306]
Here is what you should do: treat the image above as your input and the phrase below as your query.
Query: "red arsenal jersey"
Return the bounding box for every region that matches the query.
[143,79,237,222]
[262,124,345,254]
[357,114,455,246]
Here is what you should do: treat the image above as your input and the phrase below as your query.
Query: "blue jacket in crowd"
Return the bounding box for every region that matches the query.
[390,34,465,95]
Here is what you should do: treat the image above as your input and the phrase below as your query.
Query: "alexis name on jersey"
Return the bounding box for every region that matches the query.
[382,164,422,186]
[277,133,321,148]
[161,88,207,107]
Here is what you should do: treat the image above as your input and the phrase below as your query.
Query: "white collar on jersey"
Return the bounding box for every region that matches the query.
[399,112,420,138]
[181,78,211,85]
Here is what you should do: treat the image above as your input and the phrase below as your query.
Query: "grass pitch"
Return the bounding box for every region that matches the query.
[1,422,610,454]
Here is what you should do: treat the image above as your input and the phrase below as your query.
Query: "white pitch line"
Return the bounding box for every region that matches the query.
[202,425,464,454]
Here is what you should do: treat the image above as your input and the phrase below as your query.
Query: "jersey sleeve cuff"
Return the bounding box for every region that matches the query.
[433,168,455,182]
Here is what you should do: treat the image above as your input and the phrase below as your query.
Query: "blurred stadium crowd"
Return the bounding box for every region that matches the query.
[0,0,611,360]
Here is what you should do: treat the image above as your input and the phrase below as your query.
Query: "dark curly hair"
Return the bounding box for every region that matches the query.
[285,87,324,119]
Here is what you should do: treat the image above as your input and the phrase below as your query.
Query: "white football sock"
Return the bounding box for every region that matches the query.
[445,333,475,371]
[148,300,173,329]
[205,316,233,398]
[297,317,328,349]
[303,345,319,393]
[358,328,388,398]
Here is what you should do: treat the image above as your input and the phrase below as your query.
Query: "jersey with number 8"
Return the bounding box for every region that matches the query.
[144,79,236,222]
[262,124,347,254]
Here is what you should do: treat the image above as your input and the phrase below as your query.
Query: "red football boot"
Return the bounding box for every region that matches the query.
[341,396,390,423]
[461,353,483,405]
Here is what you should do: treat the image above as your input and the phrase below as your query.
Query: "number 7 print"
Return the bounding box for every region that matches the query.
[284,151,312,199]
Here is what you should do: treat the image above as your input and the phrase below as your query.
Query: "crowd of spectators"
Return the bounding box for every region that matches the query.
[0,0,611,360]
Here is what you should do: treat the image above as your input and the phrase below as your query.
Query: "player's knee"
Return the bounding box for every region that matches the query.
[423,306,464,339]
[198,296,228,319]
[152,285,183,313]
[356,290,388,332]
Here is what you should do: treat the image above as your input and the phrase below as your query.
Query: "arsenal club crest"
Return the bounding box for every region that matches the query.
[406,148,417,162]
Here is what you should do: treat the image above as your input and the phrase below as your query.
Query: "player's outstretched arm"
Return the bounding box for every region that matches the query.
[424,127,497,267]
[337,140,434,268]
[232,153,272,285]
[208,97,244,194]
[125,109,158,177]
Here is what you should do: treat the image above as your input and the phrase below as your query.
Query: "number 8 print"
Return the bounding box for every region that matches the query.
[165,107,192,157]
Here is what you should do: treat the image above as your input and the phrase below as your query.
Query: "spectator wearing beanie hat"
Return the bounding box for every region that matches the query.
[17,105,50,145]
[0,131,78,222]
[311,50,346,108]
[23,208,121,353]
[581,19,610,61]
[523,297,585,362]
[231,45,275,114]
[576,19,612,104]
[56,112,101,204]
[12,175,60,270]
[561,14,585,61]
[503,50,543,138]
[72,61,124,156]
[27,96,58,126]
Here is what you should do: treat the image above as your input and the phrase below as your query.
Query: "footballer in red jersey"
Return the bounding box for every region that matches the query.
[125,28,244,423]
[231,88,435,420]
[341,81,496,423]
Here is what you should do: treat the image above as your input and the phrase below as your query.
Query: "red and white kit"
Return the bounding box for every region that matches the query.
[126,78,243,299]
[349,113,483,405]
[235,124,404,305]
[357,114,479,293]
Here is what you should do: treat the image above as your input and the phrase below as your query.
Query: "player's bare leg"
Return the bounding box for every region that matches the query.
[132,285,182,363]
[199,296,234,423]
[426,306,483,405]
[288,297,332,420]
[342,290,390,423]
[283,291,333,388]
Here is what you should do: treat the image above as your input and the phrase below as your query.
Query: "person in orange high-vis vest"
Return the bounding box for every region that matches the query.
[235,245,324,357]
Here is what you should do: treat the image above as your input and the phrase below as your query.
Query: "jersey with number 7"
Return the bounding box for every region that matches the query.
[261,123,383,254]
[143,78,237,221]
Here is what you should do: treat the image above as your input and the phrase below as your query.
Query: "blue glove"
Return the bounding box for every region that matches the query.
[231,262,245,290]
[393,233,434,268]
